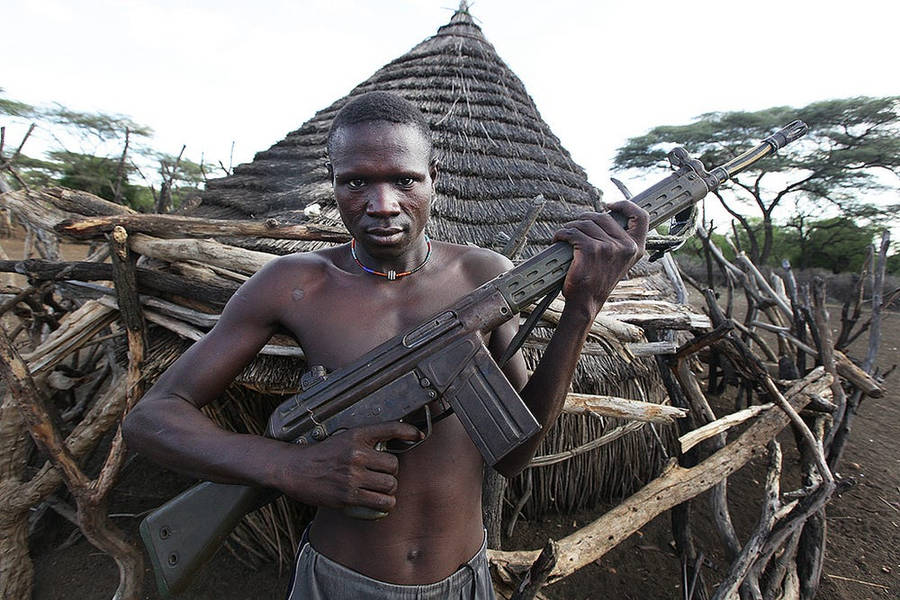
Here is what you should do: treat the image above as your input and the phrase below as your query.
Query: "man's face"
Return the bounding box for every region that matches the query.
[328,121,436,258]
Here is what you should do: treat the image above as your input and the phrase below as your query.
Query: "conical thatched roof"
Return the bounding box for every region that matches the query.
[197,6,600,257]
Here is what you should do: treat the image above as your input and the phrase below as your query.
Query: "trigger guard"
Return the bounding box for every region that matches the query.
[385,405,432,454]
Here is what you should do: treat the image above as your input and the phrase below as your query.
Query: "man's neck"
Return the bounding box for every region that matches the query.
[351,236,432,280]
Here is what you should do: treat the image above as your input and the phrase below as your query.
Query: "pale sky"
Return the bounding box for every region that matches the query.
[4,0,899,228]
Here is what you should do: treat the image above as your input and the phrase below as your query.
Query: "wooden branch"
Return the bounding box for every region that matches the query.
[829,230,891,469]
[625,341,678,356]
[128,233,276,275]
[19,300,116,376]
[66,281,219,328]
[835,248,871,350]
[564,393,687,424]
[672,316,742,560]
[712,441,783,600]
[511,539,558,600]
[833,351,883,398]
[489,368,831,583]
[0,258,235,306]
[764,379,832,488]
[0,281,51,318]
[534,298,645,343]
[0,393,34,598]
[94,227,145,495]
[0,187,134,232]
[56,212,350,242]
[811,278,846,450]
[0,325,90,489]
[528,421,645,468]
[601,300,712,330]
[781,259,811,374]
[750,320,818,356]
[679,404,774,454]
[501,195,546,259]
[0,285,145,598]
[20,380,127,505]
[660,252,688,304]
[168,260,240,291]
[864,230,890,374]
[674,322,734,360]
[733,319,779,362]
[93,295,304,358]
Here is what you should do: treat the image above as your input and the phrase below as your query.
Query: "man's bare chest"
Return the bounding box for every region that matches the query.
[279,274,474,372]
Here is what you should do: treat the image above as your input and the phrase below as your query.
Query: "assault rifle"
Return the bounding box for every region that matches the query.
[140,121,808,597]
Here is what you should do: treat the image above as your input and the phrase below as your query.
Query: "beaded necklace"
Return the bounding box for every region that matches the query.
[350,235,432,281]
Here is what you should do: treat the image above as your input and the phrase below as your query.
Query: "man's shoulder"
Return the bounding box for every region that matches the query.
[259,246,344,277]
[240,246,346,300]
[433,241,513,285]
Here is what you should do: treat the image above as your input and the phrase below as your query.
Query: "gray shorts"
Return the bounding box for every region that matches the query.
[286,529,496,600]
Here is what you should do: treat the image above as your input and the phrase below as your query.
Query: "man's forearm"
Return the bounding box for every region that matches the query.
[123,398,287,489]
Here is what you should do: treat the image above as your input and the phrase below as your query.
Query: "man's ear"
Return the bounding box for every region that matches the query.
[429,157,439,188]
[325,161,334,181]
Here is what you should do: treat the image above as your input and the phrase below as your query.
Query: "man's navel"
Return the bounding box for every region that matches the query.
[406,548,424,562]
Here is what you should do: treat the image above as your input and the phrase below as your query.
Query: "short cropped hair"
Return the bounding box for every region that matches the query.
[326,91,433,159]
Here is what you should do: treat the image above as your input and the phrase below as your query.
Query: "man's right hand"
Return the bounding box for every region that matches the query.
[271,421,424,514]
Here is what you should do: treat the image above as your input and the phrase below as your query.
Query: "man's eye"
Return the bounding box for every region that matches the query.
[397,177,415,187]
[346,179,365,190]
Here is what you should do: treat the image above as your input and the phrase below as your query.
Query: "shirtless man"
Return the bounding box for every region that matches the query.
[123,91,648,599]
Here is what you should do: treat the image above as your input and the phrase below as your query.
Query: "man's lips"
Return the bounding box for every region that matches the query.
[366,227,404,235]
[363,227,407,244]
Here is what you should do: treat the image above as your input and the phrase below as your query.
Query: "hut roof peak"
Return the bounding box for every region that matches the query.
[199,1,599,255]
[447,1,476,26]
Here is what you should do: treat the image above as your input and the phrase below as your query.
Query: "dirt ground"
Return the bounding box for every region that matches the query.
[10,231,896,600]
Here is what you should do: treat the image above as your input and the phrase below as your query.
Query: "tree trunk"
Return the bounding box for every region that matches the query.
[0,394,32,600]
[0,505,32,600]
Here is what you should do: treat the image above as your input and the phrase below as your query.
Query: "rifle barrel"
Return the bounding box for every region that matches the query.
[720,120,808,179]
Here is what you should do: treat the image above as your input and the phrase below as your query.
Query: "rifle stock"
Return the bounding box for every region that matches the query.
[140,482,277,597]
[139,121,808,597]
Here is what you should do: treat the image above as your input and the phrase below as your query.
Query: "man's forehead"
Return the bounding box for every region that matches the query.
[329,121,431,157]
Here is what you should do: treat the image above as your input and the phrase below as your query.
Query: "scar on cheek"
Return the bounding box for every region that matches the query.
[291,289,305,301]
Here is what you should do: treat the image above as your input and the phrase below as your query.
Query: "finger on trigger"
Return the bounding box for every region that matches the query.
[367,420,424,444]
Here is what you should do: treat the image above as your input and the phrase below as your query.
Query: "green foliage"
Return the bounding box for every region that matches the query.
[783,216,878,273]
[887,253,900,276]
[614,96,900,267]
[1,90,204,213]
[47,151,145,206]
[41,105,153,141]
[0,94,39,120]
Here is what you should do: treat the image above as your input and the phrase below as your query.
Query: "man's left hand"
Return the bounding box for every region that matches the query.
[552,201,649,315]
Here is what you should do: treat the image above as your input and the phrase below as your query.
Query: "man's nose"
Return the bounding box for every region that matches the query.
[366,185,401,216]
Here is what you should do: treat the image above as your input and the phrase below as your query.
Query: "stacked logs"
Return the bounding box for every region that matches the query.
[0,186,891,600]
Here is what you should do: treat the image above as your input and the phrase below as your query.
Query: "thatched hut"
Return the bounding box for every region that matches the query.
[143,2,676,562]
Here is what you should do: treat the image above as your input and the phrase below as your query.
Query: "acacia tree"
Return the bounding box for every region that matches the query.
[613,96,900,265]
[1,90,204,213]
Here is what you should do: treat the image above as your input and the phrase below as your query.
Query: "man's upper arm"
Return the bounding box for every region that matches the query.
[145,259,290,409]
